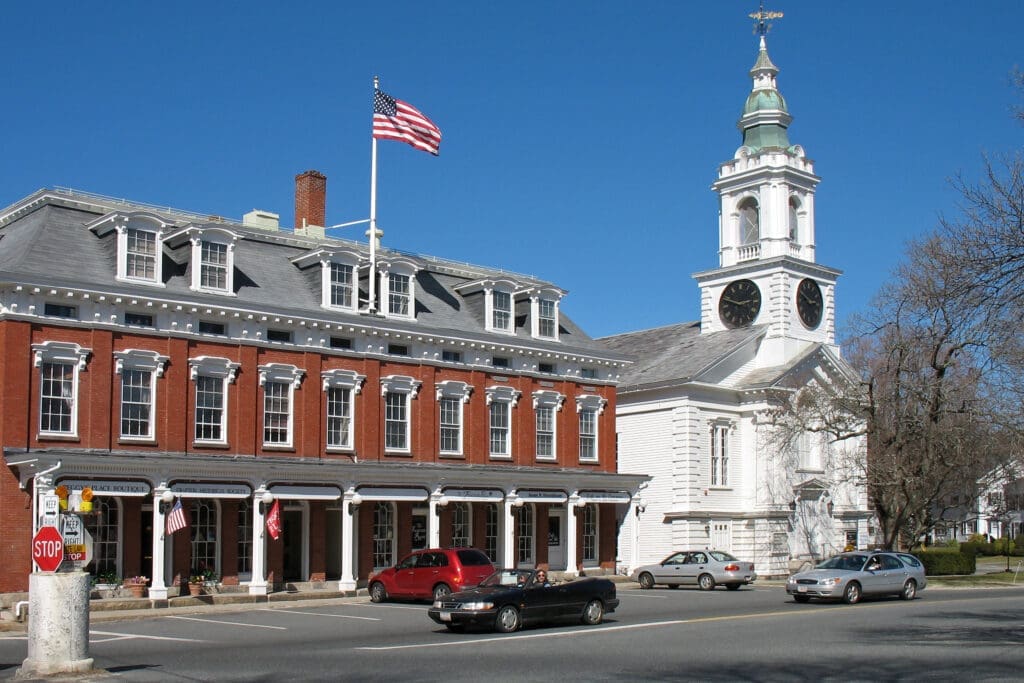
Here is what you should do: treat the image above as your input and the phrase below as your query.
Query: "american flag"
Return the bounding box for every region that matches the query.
[373,89,442,156]
[165,498,189,535]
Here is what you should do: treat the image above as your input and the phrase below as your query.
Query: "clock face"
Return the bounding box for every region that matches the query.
[797,278,823,328]
[718,279,761,328]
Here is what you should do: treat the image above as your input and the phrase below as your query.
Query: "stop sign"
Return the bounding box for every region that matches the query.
[32,525,64,573]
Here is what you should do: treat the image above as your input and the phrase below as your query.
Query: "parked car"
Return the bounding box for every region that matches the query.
[786,551,927,604]
[368,547,495,602]
[428,568,619,633]
[632,550,757,591]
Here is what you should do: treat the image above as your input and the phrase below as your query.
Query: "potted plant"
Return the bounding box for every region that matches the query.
[122,576,149,598]
[187,574,205,596]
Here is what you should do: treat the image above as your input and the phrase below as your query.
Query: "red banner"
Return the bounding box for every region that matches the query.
[266,499,282,540]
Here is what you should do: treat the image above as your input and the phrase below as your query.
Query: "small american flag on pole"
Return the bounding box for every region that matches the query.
[373,89,442,156]
[165,498,189,535]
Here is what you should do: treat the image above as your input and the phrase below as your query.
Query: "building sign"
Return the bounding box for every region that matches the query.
[171,483,251,499]
[269,486,341,501]
[58,480,151,497]
[578,491,631,504]
[517,490,568,503]
[356,487,428,501]
[443,488,504,501]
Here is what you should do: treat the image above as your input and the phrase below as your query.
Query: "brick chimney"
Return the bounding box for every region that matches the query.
[294,170,326,230]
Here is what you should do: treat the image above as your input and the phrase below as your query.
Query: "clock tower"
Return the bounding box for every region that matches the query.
[694,26,840,361]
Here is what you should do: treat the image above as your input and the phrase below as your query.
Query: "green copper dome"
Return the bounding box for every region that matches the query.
[743,89,788,115]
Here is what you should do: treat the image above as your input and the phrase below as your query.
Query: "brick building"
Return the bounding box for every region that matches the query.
[0,178,647,598]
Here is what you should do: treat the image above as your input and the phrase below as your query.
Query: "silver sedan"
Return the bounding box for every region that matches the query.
[786,551,927,604]
[632,550,757,591]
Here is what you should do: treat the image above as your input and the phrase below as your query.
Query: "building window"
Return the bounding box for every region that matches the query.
[44,303,77,319]
[442,350,462,363]
[330,336,352,350]
[388,273,410,316]
[126,228,157,280]
[34,342,90,437]
[198,321,226,336]
[532,389,564,461]
[381,375,420,453]
[580,367,597,380]
[267,329,291,343]
[538,298,557,338]
[492,290,512,331]
[492,356,510,369]
[576,395,606,463]
[237,500,252,576]
[487,386,520,459]
[83,497,119,578]
[795,432,823,471]
[437,380,471,457]
[114,349,169,441]
[739,198,759,245]
[451,503,470,547]
[387,344,409,356]
[485,504,498,562]
[538,362,556,374]
[330,262,355,308]
[711,423,729,487]
[124,312,154,327]
[189,499,218,578]
[517,505,534,565]
[372,502,395,570]
[322,369,364,451]
[200,241,228,290]
[789,196,801,242]
[259,364,305,447]
[190,356,239,445]
[581,504,598,564]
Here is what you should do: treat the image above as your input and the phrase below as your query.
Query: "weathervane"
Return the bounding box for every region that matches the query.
[750,2,783,36]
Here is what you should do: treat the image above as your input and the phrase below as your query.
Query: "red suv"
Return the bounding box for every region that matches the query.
[368,548,495,602]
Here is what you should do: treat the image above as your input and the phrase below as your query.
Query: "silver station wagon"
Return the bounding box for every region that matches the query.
[786,551,927,604]
[633,550,757,591]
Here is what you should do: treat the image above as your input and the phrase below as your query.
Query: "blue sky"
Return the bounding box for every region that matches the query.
[3,1,1020,339]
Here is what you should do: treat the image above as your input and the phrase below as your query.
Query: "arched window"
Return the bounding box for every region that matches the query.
[372,502,395,569]
[451,502,470,547]
[85,497,120,578]
[190,499,218,578]
[789,196,801,242]
[739,198,759,245]
[516,505,535,565]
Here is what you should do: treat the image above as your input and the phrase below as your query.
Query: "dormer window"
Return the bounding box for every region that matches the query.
[291,249,362,312]
[378,258,418,320]
[200,241,228,290]
[525,287,564,340]
[331,262,355,308]
[492,291,512,331]
[167,226,239,295]
[89,211,173,287]
[538,299,556,337]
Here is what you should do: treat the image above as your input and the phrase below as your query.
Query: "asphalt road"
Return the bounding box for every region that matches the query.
[2,584,1022,682]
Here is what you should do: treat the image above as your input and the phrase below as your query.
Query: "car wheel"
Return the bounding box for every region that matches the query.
[432,583,451,601]
[638,572,655,590]
[369,582,387,603]
[900,579,917,600]
[842,582,861,605]
[698,574,716,591]
[495,605,521,633]
[581,599,604,625]
[793,594,810,603]
[726,584,741,591]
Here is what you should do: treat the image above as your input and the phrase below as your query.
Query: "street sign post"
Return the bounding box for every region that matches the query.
[32,526,64,573]
[40,494,60,528]
[60,514,93,568]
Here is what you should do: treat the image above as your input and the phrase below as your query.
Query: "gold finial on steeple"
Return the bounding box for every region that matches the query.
[750,2,783,36]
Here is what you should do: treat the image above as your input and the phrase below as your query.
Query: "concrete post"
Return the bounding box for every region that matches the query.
[18,571,94,677]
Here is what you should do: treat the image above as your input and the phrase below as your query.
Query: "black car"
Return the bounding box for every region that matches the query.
[427,568,619,633]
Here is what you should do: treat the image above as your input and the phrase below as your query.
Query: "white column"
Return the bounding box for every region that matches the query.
[564,496,580,577]
[502,497,519,568]
[149,489,170,600]
[629,498,646,575]
[249,489,269,596]
[428,494,447,548]
[340,492,360,591]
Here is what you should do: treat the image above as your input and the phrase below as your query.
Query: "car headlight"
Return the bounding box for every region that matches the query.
[460,601,493,611]
[821,577,842,586]
[787,576,796,584]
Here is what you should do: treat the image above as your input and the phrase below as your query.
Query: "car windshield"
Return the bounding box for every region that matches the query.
[709,551,738,562]
[816,554,867,571]
[480,569,533,587]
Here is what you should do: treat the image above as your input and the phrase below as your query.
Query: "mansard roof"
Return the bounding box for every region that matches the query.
[0,189,624,363]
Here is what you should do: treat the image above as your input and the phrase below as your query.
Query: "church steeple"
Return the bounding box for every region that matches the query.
[740,36,793,153]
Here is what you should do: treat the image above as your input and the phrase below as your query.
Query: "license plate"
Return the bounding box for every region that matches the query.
[798,586,807,593]
[440,611,451,622]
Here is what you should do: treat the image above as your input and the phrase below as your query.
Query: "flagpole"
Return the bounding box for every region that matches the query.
[368,75,380,315]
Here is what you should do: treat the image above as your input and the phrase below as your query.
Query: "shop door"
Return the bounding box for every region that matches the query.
[282,510,304,581]
[547,510,565,570]
[139,505,153,579]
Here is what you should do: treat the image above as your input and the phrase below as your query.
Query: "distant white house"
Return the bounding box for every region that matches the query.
[602,33,873,577]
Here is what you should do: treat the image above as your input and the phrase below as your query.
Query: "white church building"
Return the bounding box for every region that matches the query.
[602,31,872,578]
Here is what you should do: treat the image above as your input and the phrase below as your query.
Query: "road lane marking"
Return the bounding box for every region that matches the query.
[354,606,873,651]
[90,630,200,643]
[258,608,380,621]
[166,615,287,630]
